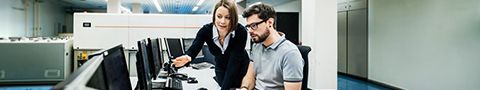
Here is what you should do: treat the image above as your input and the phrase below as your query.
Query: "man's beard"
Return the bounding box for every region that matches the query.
[252,27,270,43]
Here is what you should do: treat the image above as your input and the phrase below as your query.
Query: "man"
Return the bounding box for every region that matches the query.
[240,3,304,90]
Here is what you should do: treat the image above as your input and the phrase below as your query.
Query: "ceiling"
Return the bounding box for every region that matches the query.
[245,0,293,6]
[61,0,296,14]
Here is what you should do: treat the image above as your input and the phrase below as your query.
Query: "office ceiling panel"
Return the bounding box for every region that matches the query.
[62,0,218,14]
[61,0,295,14]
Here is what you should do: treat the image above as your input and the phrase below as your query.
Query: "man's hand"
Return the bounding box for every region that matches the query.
[172,55,191,67]
[241,62,255,90]
[235,88,248,90]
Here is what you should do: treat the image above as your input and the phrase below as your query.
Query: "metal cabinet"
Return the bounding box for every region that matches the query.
[338,0,367,12]
[337,12,348,73]
[0,39,73,83]
[346,9,368,78]
[337,0,368,78]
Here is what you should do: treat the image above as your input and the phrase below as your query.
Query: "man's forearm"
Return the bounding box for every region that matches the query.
[284,82,302,90]
[241,62,255,90]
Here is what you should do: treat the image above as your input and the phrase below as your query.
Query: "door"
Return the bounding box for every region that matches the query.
[337,11,348,73]
[346,9,368,78]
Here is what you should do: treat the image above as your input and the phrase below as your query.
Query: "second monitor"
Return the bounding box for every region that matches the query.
[146,38,164,80]
[165,38,184,59]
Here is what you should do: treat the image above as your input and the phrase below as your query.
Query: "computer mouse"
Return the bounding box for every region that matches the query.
[187,77,198,83]
[197,87,207,90]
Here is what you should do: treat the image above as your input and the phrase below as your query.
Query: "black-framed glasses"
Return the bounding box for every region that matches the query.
[245,20,267,30]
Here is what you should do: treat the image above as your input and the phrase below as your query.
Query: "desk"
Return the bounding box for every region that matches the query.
[178,66,219,90]
[129,66,219,90]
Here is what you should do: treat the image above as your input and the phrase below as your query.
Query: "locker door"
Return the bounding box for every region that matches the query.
[337,11,348,73]
[347,9,368,78]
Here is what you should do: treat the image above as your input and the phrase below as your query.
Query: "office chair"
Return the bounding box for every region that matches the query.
[202,45,216,65]
[185,45,216,65]
[297,45,311,90]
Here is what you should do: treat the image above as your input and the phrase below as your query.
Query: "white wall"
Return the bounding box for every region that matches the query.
[0,0,31,37]
[38,0,66,36]
[301,0,337,89]
[73,14,232,50]
[0,0,65,37]
[368,0,480,89]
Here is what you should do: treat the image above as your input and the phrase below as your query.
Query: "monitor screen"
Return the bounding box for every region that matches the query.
[86,63,108,90]
[147,38,163,79]
[54,55,106,90]
[101,45,132,90]
[135,40,152,90]
[54,45,131,90]
[165,38,184,59]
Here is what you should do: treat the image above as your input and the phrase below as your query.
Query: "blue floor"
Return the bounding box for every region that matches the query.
[338,74,393,90]
[0,85,52,90]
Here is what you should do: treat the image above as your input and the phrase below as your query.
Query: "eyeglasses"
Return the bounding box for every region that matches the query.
[245,20,267,30]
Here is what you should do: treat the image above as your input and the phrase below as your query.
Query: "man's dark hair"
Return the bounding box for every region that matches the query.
[242,3,277,29]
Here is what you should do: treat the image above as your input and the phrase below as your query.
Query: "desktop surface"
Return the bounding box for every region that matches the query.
[130,65,219,90]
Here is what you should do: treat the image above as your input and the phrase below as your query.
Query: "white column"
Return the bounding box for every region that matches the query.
[131,3,143,14]
[107,0,121,13]
[301,0,337,89]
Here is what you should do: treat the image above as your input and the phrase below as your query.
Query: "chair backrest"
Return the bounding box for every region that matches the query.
[202,45,216,65]
[297,45,311,90]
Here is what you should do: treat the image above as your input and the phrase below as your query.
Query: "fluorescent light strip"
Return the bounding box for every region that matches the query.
[121,6,132,13]
[152,0,162,12]
[192,6,199,11]
[196,0,205,6]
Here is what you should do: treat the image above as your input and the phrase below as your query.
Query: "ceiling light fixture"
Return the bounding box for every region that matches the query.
[192,6,199,11]
[152,0,163,12]
[196,0,205,6]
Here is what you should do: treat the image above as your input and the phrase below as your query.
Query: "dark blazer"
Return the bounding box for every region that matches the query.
[185,23,250,89]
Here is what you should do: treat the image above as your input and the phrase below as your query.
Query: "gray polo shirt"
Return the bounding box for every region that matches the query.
[249,36,304,90]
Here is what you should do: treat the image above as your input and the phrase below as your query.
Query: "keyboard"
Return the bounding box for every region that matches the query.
[166,77,183,90]
[152,82,165,89]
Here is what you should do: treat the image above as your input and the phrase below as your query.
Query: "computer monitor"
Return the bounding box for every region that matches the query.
[86,63,108,90]
[182,38,194,52]
[155,38,164,68]
[54,45,132,90]
[101,45,132,90]
[136,40,152,90]
[53,54,106,90]
[147,38,163,79]
[165,38,184,59]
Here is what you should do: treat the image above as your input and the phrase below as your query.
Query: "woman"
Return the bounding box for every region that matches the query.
[172,0,249,89]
